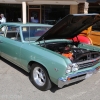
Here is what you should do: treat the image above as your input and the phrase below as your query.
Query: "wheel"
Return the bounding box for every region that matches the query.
[30,63,52,91]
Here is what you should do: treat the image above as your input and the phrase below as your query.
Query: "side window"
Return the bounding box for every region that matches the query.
[22,26,51,41]
[6,26,21,41]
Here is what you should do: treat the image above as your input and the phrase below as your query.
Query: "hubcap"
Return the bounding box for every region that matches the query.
[33,67,46,86]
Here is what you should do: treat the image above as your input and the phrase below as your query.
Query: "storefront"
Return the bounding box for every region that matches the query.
[0,4,70,24]
[88,3,100,14]
[28,5,70,24]
[0,4,22,22]
[86,0,100,14]
[0,0,100,24]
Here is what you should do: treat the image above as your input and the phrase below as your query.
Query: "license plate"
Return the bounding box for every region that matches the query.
[85,73,93,79]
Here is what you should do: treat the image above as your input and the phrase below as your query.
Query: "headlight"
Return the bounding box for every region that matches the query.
[66,65,72,74]
[72,63,79,72]
[66,63,79,74]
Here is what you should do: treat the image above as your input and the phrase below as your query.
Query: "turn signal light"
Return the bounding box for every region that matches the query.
[67,78,71,81]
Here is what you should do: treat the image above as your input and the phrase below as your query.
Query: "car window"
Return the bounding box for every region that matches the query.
[22,26,51,41]
[5,26,21,41]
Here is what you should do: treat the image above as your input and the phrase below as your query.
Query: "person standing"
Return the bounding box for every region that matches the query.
[0,14,6,31]
[0,14,6,23]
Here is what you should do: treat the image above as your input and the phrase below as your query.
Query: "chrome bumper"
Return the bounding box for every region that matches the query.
[58,66,100,88]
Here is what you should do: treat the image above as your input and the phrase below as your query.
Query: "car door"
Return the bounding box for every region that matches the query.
[0,25,23,68]
[0,25,7,55]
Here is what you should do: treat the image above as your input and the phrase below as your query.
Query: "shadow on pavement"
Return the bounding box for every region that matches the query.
[0,57,29,76]
[50,80,84,93]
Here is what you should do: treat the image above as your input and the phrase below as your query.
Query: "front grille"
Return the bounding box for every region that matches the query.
[78,58,100,70]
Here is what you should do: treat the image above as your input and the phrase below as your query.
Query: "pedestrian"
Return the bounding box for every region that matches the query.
[0,14,6,23]
[0,14,6,31]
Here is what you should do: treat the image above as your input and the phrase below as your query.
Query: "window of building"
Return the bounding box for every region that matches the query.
[0,4,22,22]
[88,3,100,14]
[41,5,70,25]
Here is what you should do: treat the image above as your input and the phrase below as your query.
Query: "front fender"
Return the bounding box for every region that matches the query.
[20,43,71,84]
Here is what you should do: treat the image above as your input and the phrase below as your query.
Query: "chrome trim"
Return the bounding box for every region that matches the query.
[76,57,100,65]
[58,67,100,88]
[76,57,100,70]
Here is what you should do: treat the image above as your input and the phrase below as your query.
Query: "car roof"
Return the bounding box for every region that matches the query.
[0,22,53,27]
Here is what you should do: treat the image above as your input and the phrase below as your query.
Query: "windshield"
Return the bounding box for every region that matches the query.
[21,26,51,41]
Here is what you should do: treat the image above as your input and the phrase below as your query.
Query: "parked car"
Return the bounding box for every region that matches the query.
[0,14,100,91]
[72,23,100,46]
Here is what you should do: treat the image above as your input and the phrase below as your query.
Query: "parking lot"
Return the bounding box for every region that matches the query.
[0,57,100,100]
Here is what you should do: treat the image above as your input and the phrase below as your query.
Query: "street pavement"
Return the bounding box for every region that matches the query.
[0,57,100,100]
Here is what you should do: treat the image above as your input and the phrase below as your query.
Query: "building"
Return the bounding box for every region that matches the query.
[0,0,99,24]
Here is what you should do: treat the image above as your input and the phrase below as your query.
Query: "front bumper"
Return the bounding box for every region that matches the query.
[58,66,100,88]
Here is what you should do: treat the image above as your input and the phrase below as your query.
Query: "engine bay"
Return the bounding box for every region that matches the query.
[40,41,100,63]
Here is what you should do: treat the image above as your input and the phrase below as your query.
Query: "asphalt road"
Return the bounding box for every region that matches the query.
[0,57,100,100]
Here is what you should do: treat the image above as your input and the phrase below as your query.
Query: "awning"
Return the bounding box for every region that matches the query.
[0,0,85,4]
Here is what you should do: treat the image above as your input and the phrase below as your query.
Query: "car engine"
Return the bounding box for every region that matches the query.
[41,42,100,70]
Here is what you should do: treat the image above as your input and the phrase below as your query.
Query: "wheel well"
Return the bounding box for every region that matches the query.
[28,61,50,77]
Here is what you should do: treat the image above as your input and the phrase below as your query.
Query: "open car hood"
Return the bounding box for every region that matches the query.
[36,14,100,41]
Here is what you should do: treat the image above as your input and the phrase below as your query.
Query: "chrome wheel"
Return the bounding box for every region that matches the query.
[33,67,46,86]
[30,63,52,91]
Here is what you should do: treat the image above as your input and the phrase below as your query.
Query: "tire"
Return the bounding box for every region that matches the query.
[30,63,52,91]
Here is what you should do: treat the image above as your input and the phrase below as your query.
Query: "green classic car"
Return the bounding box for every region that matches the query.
[0,14,100,91]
